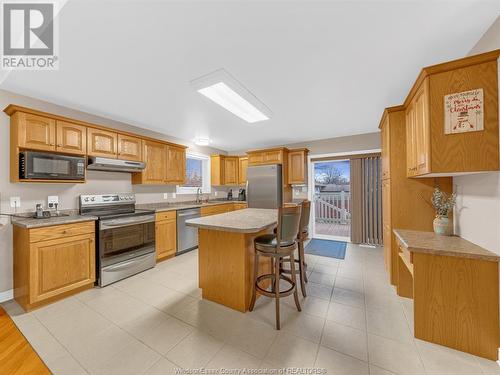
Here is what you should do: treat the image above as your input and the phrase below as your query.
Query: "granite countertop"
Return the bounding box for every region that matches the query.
[186,208,277,233]
[136,200,246,212]
[11,214,98,229]
[393,229,500,262]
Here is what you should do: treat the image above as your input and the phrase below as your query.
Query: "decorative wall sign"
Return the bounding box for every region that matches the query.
[444,88,484,134]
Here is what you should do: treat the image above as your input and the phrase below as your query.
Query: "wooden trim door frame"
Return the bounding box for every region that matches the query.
[307,149,381,243]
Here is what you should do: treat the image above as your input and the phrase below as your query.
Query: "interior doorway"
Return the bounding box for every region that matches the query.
[312,159,351,242]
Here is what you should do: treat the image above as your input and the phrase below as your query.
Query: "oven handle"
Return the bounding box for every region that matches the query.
[100,216,155,229]
[103,253,154,272]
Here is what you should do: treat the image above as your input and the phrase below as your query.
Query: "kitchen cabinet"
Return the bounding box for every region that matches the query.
[404,50,500,177]
[13,112,56,151]
[87,128,117,158]
[233,202,247,210]
[201,204,231,216]
[13,221,96,311]
[5,105,188,184]
[238,157,248,185]
[166,145,186,184]
[224,157,239,185]
[155,211,176,260]
[133,140,166,184]
[379,106,452,285]
[211,155,240,186]
[118,134,142,161]
[381,116,390,180]
[288,148,308,185]
[56,121,87,155]
[247,147,287,166]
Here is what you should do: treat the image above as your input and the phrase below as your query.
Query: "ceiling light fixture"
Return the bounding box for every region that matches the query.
[191,69,271,123]
[194,137,210,146]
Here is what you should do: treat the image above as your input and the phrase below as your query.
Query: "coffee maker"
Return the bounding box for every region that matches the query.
[238,188,246,201]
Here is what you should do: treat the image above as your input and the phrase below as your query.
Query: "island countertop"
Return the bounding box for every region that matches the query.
[186,208,277,233]
[393,229,500,262]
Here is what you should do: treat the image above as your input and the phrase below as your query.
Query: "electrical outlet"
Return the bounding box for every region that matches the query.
[10,197,20,208]
[171,193,176,199]
[294,189,299,196]
[214,191,218,197]
[47,196,59,208]
[163,193,168,200]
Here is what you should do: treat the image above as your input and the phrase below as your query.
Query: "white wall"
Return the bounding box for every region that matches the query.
[0,89,232,293]
[454,16,500,256]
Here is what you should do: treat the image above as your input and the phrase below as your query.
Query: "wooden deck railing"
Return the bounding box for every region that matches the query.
[314,192,351,224]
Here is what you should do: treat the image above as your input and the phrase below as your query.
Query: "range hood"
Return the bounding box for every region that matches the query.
[87,156,146,173]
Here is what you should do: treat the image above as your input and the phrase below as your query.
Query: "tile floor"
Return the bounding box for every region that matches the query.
[3,244,500,375]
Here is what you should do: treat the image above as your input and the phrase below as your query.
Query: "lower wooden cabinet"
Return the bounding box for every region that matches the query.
[233,202,247,210]
[155,211,176,260]
[13,221,96,311]
[201,204,231,216]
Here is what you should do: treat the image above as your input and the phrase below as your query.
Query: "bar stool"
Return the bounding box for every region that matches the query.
[281,200,311,297]
[249,205,302,330]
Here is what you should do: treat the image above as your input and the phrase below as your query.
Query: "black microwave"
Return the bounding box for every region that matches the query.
[19,151,85,180]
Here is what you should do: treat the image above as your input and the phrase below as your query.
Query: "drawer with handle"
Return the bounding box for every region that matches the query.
[29,221,95,243]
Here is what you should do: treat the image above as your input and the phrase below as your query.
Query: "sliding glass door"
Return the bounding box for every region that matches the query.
[312,160,351,242]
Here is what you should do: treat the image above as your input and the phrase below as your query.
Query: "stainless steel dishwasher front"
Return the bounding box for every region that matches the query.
[176,207,201,254]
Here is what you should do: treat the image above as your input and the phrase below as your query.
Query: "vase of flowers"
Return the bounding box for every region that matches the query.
[430,187,456,236]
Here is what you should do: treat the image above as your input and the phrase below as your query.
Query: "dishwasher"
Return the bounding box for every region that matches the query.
[176,208,201,254]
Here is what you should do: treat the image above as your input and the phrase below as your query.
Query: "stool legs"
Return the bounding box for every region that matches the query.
[298,241,307,296]
[274,257,281,330]
[289,253,302,312]
[249,251,259,311]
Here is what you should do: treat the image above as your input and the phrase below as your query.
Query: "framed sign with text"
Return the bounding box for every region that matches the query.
[444,88,484,134]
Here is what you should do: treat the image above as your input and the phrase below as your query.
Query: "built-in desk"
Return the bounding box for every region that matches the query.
[393,229,500,360]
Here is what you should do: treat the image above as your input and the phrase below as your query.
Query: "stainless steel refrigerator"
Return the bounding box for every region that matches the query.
[246,164,283,208]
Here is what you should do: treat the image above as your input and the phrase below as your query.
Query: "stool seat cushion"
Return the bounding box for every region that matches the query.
[255,234,295,250]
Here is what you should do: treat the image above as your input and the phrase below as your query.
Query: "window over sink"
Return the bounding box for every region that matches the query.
[176,152,211,194]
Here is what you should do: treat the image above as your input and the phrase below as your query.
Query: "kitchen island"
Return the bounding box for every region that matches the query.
[186,208,277,312]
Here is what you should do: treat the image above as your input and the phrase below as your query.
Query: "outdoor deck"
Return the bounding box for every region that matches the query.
[315,222,350,238]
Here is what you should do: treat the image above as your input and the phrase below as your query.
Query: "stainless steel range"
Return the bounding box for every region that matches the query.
[80,193,156,287]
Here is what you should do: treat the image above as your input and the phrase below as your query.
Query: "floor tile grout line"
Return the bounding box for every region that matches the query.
[30,307,92,375]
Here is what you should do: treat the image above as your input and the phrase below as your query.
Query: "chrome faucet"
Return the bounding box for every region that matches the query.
[196,187,202,203]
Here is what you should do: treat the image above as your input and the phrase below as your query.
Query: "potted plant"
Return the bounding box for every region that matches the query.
[430,187,456,236]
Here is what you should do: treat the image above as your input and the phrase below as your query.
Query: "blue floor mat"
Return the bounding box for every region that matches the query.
[305,239,347,259]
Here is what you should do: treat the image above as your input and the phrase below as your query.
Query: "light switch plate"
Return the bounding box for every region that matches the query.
[214,191,218,197]
[10,197,20,208]
[163,193,169,200]
[47,196,59,208]
[171,193,176,199]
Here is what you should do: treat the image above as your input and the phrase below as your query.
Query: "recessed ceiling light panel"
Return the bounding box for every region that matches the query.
[194,137,210,146]
[191,69,271,123]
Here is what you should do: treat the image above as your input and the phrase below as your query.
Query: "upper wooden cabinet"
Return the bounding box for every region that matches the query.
[210,155,239,186]
[117,134,142,161]
[224,157,239,185]
[238,157,248,185]
[5,105,188,184]
[288,148,309,185]
[133,140,166,184]
[404,50,500,177]
[247,147,287,166]
[381,115,390,180]
[13,112,56,151]
[166,145,186,184]
[56,121,87,155]
[87,128,117,158]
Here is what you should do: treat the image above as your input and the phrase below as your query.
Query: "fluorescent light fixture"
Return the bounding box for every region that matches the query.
[191,69,271,123]
[194,137,210,146]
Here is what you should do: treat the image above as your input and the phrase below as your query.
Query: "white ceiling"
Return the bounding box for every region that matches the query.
[1,0,499,151]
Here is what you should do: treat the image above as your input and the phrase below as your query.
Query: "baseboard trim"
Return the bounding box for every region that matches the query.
[0,289,13,303]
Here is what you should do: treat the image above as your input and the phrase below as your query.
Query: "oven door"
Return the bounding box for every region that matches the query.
[99,214,155,267]
[22,151,85,180]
